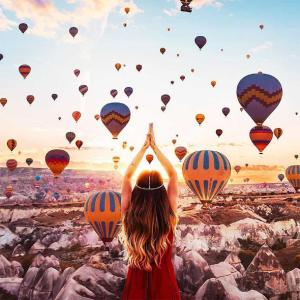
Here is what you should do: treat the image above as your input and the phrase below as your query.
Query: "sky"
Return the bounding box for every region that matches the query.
[0,0,300,182]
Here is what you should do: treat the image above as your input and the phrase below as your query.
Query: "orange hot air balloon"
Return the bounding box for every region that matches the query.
[211,80,216,87]
[26,95,34,105]
[115,63,121,71]
[249,125,273,154]
[175,146,187,162]
[195,114,205,125]
[122,141,128,149]
[6,159,17,172]
[19,64,31,79]
[146,154,154,164]
[274,128,283,139]
[160,48,166,55]
[124,7,130,14]
[72,111,81,123]
[172,139,177,145]
[84,191,121,243]
[0,98,7,107]
[45,149,70,178]
[112,156,120,170]
[94,114,100,121]
[129,146,134,152]
[286,166,300,192]
[76,140,83,149]
[7,139,17,152]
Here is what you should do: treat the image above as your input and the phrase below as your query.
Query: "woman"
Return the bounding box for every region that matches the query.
[120,123,181,300]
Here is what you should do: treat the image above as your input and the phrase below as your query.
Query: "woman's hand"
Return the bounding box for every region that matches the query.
[142,132,151,150]
[149,123,156,149]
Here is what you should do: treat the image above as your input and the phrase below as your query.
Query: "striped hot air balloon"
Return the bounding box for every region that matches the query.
[45,149,70,178]
[175,146,187,162]
[195,114,205,125]
[249,125,273,154]
[6,159,17,172]
[7,139,17,152]
[100,102,131,139]
[286,165,300,192]
[237,73,283,125]
[79,85,88,96]
[19,64,31,79]
[182,150,231,206]
[84,191,122,243]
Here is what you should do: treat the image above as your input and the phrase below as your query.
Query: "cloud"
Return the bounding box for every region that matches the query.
[249,41,273,54]
[0,0,142,37]
[242,165,284,171]
[0,7,15,30]
[216,142,244,147]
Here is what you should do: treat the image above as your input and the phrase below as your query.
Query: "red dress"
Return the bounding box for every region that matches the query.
[122,230,181,300]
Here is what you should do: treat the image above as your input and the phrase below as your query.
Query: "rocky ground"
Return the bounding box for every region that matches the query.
[1,191,300,299]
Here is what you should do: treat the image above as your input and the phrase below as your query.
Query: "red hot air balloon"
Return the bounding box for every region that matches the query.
[222,107,230,117]
[66,132,76,144]
[79,85,88,96]
[234,165,241,174]
[19,23,28,33]
[160,48,166,54]
[124,87,133,98]
[76,140,83,149]
[216,129,223,137]
[51,94,58,101]
[175,146,187,162]
[124,7,130,14]
[100,102,131,139]
[6,159,17,171]
[195,36,207,50]
[69,27,78,38]
[0,98,7,107]
[19,64,31,79]
[26,95,34,105]
[45,149,70,178]
[136,64,142,72]
[249,125,273,154]
[161,94,170,106]
[180,75,185,81]
[94,114,100,121]
[74,69,80,77]
[146,154,154,164]
[7,139,17,151]
[110,89,118,98]
[72,111,81,123]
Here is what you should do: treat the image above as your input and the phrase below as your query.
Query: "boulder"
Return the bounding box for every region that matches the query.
[28,239,46,255]
[0,225,20,249]
[108,260,128,278]
[209,262,242,286]
[31,254,60,270]
[224,252,245,275]
[286,268,300,300]
[0,255,23,278]
[12,244,26,257]
[0,277,22,297]
[53,267,75,299]
[195,278,267,300]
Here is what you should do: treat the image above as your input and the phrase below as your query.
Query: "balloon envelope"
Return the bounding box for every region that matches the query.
[161,94,170,106]
[182,150,231,205]
[7,139,17,152]
[66,132,76,144]
[274,128,283,139]
[69,27,78,37]
[195,114,205,125]
[84,191,122,243]
[175,146,187,162]
[249,125,273,154]
[278,174,284,182]
[6,159,17,172]
[146,154,154,164]
[0,98,7,107]
[19,23,28,33]
[26,158,33,166]
[45,149,70,178]
[286,166,300,192]
[222,107,230,117]
[124,87,133,98]
[195,36,207,50]
[19,64,31,79]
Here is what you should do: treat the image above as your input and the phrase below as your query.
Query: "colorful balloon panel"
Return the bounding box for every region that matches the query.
[237,73,283,125]
[45,149,70,178]
[249,125,273,154]
[286,165,300,192]
[6,159,17,171]
[182,150,231,204]
[19,64,31,79]
[84,191,122,243]
[100,102,131,139]
[175,146,187,162]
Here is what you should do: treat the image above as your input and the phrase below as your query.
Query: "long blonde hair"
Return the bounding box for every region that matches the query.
[120,170,177,271]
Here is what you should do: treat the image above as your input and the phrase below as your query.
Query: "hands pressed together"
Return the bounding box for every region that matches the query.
[143,123,156,150]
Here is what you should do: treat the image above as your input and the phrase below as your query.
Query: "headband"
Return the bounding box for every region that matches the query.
[135,175,164,191]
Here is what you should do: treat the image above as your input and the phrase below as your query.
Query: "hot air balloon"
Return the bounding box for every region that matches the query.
[274,128,283,140]
[122,141,128,150]
[278,174,284,182]
[69,27,78,38]
[286,166,300,192]
[161,106,166,112]
[0,98,7,107]
[79,85,88,96]
[66,132,76,144]
[100,102,131,139]
[249,125,273,154]
[237,73,283,125]
[246,54,251,59]
[72,111,81,123]
[195,114,205,125]
[76,140,83,149]
[191,68,195,73]
[84,191,122,243]
[115,63,121,71]
[45,149,70,178]
[259,24,264,30]
[175,146,187,162]
[53,192,60,200]
[161,94,170,106]
[211,80,216,87]
[195,36,207,50]
[7,139,17,152]
[74,69,80,77]
[234,165,241,174]
[160,48,166,55]
[19,23,28,33]
[146,154,154,164]
[51,94,58,101]
[216,129,223,137]
[110,89,118,98]
[35,175,41,182]
[19,64,31,79]
[182,150,231,206]
[0,54,3,61]
[129,146,134,152]
[295,155,299,160]
[124,7,130,14]
[172,139,177,145]
[26,95,34,105]
[6,159,17,172]
[26,158,33,166]
[5,185,13,199]
[170,81,174,85]
[222,107,230,117]
[180,75,185,81]
[136,64,142,72]
[135,106,139,110]
[95,114,100,121]
[124,87,133,98]
[245,163,249,168]
[180,0,192,12]
[112,156,120,169]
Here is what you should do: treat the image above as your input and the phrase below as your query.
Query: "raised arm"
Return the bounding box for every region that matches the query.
[121,133,150,213]
[149,124,178,212]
